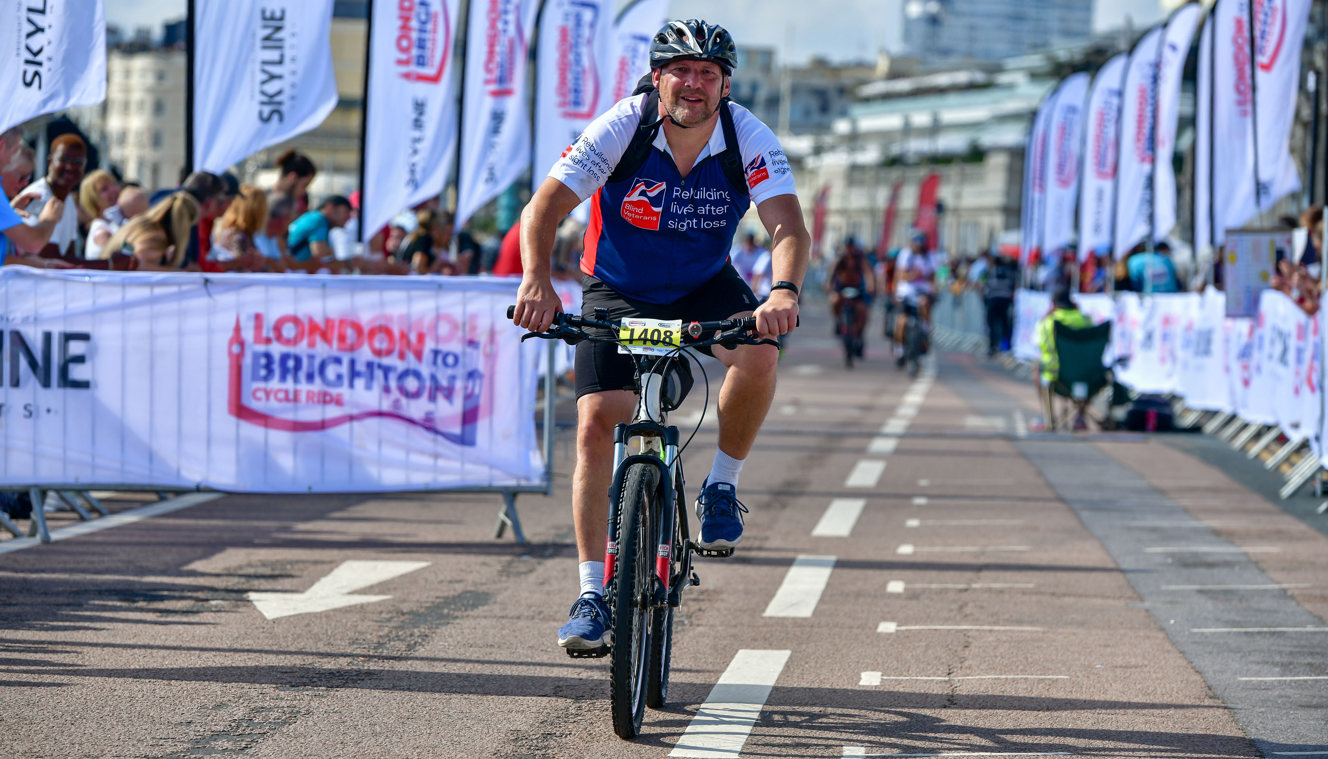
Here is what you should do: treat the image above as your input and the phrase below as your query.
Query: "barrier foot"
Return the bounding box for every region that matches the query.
[1176,409,1204,430]
[1202,412,1233,435]
[28,487,50,544]
[1231,423,1266,451]
[0,510,22,538]
[1218,418,1249,443]
[1266,439,1305,470]
[1280,456,1322,500]
[56,491,93,521]
[494,491,527,544]
[1247,427,1285,460]
[77,492,110,516]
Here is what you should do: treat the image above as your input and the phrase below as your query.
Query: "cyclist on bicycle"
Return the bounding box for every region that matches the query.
[510,19,810,652]
[893,231,938,364]
[824,236,875,353]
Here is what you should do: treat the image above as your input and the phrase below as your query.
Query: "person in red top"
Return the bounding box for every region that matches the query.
[491,220,522,276]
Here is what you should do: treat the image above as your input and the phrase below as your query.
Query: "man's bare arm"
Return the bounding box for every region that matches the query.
[513,178,582,332]
[753,193,811,337]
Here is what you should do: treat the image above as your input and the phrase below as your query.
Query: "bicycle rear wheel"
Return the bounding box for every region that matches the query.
[610,463,658,739]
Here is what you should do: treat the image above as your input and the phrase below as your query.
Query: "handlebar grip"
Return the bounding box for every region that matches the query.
[506,305,516,320]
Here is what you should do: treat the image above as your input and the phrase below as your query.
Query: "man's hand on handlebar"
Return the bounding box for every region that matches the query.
[512,277,563,332]
[754,288,799,339]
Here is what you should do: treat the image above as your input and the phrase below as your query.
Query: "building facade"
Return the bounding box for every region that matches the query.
[903,0,1095,64]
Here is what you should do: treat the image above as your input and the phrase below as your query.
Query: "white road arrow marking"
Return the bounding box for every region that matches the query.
[248,560,430,620]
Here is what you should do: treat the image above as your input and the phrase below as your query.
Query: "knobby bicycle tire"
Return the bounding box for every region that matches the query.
[610,462,658,739]
[645,476,684,709]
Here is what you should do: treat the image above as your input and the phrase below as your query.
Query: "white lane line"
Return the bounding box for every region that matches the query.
[764,555,837,617]
[0,493,223,555]
[907,519,1026,527]
[1239,676,1328,682]
[912,497,929,506]
[1128,519,1264,528]
[899,545,1030,554]
[1191,627,1328,633]
[883,419,910,435]
[670,649,790,758]
[1271,752,1328,757]
[918,479,931,487]
[844,750,1071,758]
[1162,584,1312,591]
[908,583,1036,590]
[862,674,1069,682]
[1144,546,1281,553]
[886,581,906,594]
[868,436,900,455]
[878,622,1044,633]
[895,405,920,419]
[846,460,887,488]
[905,518,922,528]
[1013,409,1028,438]
[790,364,823,376]
[813,499,866,537]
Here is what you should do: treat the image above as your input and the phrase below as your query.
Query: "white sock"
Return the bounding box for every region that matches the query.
[707,449,745,489]
[578,561,605,597]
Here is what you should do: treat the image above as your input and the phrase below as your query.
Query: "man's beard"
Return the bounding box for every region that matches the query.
[664,92,717,128]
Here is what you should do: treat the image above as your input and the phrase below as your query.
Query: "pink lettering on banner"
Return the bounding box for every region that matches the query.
[1053,108,1079,189]
[1133,82,1155,164]
[1092,95,1119,180]
[1233,15,1254,117]
[229,311,496,446]
[1254,0,1287,72]
[395,0,453,84]
[483,0,524,96]
[555,2,600,119]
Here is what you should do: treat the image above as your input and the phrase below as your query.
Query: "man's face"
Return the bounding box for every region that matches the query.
[2,156,34,200]
[654,59,728,128]
[325,204,351,228]
[48,144,87,195]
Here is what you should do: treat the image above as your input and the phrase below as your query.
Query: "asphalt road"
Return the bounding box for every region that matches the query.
[3,304,1326,759]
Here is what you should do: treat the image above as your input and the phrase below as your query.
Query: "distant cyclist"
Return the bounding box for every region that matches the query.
[511,19,811,653]
[893,231,938,364]
[825,236,875,351]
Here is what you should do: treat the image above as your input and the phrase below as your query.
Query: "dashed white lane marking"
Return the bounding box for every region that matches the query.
[898,545,1029,555]
[790,364,823,376]
[1144,546,1281,554]
[860,672,1068,684]
[813,499,866,537]
[900,583,1036,591]
[670,649,790,758]
[912,497,929,506]
[895,405,920,419]
[1191,627,1328,634]
[918,479,931,487]
[1162,583,1312,591]
[1013,409,1028,438]
[906,519,1025,528]
[846,460,887,488]
[882,419,910,436]
[1239,676,1328,682]
[764,556,837,618]
[0,493,223,555]
[878,622,1044,633]
[844,750,1071,758]
[886,581,906,594]
[868,436,900,455]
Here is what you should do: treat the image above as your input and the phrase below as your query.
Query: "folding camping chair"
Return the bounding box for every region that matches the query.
[1043,320,1117,432]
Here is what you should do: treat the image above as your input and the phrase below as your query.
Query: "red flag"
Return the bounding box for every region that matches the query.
[914,173,941,251]
[812,185,830,259]
[877,181,902,256]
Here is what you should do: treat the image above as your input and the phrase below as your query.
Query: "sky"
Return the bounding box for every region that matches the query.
[105,0,1167,65]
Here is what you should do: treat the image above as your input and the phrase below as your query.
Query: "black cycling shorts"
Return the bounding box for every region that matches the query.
[574,265,761,399]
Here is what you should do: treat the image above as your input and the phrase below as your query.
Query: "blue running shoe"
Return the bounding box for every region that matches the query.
[694,480,748,550]
[558,593,611,650]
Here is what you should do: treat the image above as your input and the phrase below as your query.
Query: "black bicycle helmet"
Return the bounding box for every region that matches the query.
[650,19,738,75]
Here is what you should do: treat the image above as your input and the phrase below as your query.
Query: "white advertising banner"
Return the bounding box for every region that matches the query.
[1252,0,1311,212]
[1042,73,1090,257]
[192,0,338,174]
[1224,228,1291,317]
[1301,313,1322,455]
[1256,289,1307,437]
[455,0,541,231]
[1112,292,1186,394]
[0,1,107,134]
[1226,316,1257,420]
[1113,25,1164,260]
[1195,14,1215,253]
[1176,288,1232,412]
[1242,291,1281,425]
[1012,289,1050,361]
[1078,54,1127,263]
[362,0,463,241]
[1152,2,1202,241]
[531,0,615,191]
[0,270,541,492]
[609,0,669,103]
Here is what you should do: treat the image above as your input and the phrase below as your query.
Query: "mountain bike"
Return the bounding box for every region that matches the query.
[834,286,864,368]
[510,306,775,740]
[898,299,927,377]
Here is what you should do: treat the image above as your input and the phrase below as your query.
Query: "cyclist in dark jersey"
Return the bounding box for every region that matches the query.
[511,19,810,653]
[825,237,875,350]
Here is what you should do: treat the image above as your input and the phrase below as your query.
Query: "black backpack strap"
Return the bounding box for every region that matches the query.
[607,90,664,184]
[716,100,748,193]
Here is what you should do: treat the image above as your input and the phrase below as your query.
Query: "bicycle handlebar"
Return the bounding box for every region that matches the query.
[506,306,781,350]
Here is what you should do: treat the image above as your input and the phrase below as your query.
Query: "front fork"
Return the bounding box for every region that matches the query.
[604,422,681,606]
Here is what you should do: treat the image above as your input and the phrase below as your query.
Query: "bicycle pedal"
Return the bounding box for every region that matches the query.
[565,645,609,659]
[691,545,734,559]
[689,571,701,587]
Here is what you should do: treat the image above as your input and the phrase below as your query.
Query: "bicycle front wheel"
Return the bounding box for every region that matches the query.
[646,478,684,709]
[610,462,658,739]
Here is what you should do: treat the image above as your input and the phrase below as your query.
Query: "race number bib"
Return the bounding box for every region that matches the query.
[618,318,683,356]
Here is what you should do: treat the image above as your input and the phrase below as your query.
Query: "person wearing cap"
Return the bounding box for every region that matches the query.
[511,18,810,654]
[1032,285,1094,431]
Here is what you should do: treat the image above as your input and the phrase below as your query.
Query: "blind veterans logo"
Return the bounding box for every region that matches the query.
[228,312,491,446]
[744,154,770,189]
[482,0,524,96]
[396,0,453,83]
[555,1,600,119]
[621,178,666,230]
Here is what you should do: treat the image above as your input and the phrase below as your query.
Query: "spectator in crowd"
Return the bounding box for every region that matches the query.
[255,190,294,267]
[0,126,68,268]
[982,250,1018,357]
[100,189,201,270]
[79,170,121,259]
[86,184,151,260]
[1031,284,1093,432]
[0,140,35,201]
[329,191,362,262]
[210,184,271,271]
[749,240,774,301]
[382,223,408,262]
[287,195,353,272]
[1121,241,1180,293]
[194,172,239,268]
[16,133,88,258]
[491,220,522,276]
[1299,205,1322,277]
[397,209,455,275]
[550,217,585,280]
[455,226,482,275]
[273,149,317,215]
